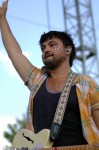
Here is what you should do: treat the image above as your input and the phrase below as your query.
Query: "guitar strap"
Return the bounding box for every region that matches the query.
[50,70,78,142]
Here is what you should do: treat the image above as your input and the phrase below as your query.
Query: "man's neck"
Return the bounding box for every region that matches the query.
[48,64,71,79]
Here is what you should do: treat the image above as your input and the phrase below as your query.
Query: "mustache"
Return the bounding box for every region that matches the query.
[43,52,53,59]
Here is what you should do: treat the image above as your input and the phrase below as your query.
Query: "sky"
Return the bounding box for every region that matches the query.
[0,0,99,149]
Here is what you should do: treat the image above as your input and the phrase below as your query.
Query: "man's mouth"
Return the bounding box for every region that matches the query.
[44,54,53,59]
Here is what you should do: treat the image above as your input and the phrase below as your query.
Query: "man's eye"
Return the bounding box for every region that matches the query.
[50,43,56,47]
[41,47,45,51]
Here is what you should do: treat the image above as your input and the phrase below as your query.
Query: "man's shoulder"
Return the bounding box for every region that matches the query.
[75,73,98,87]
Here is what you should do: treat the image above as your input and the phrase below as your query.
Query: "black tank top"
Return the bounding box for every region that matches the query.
[33,79,87,146]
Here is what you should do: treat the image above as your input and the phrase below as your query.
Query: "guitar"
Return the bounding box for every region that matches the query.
[11,128,99,150]
[12,128,53,149]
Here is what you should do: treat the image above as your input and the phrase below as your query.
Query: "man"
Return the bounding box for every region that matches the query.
[0,0,99,147]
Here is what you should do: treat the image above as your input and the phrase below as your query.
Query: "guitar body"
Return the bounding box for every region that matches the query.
[12,128,53,149]
[12,129,99,150]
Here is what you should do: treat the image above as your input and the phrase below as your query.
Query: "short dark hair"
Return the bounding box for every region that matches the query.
[39,31,76,67]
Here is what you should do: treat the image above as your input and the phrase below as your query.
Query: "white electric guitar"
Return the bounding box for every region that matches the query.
[11,129,98,150]
[12,128,53,149]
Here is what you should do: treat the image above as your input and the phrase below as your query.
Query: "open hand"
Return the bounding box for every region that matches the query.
[0,0,8,19]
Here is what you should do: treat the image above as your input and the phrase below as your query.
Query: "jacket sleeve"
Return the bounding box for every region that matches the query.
[89,76,99,111]
[24,66,42,90]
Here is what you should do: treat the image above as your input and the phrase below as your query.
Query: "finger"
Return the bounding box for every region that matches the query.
[4,0,9,3]
[6,0,9,4]
[2,0,9,5]
[2,0,8,8]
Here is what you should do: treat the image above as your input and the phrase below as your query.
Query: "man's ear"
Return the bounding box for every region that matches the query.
[65,46,72,53]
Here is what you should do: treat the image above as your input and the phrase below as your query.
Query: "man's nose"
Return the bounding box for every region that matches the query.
[42,46,51,54]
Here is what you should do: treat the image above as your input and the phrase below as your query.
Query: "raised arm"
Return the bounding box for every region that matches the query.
[0,0,33,82]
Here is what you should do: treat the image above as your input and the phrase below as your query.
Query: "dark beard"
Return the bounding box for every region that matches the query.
[43,55,66,70]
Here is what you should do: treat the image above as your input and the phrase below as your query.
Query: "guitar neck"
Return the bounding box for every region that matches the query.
[40,144,99,150]
[8,144,99,150]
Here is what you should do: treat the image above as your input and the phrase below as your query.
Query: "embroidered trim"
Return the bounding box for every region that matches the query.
[53,70,78,124]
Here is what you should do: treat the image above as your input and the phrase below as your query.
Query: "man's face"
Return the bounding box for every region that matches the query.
[41,37,67,70]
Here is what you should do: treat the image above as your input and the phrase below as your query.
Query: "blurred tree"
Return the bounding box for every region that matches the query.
[3,114,26,144]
